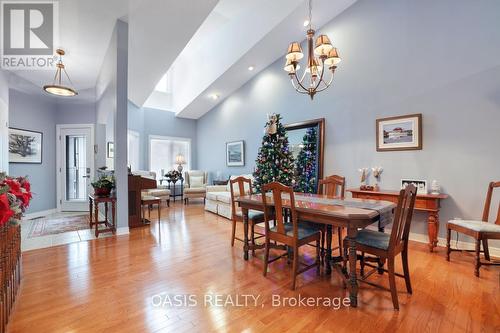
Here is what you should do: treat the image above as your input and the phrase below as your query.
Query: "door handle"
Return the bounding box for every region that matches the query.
[82,175,90,178]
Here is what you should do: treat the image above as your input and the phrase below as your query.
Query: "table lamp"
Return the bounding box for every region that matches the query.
[175,154,186,174]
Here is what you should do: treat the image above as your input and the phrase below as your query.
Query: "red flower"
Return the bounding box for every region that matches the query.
[5,178,22,197]
[0,193,13,226]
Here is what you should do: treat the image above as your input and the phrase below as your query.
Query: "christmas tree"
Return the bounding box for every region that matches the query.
[253,114,295,193]
[293,127,318,193]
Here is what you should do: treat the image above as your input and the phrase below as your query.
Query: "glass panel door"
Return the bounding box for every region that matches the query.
[59,126,93,211]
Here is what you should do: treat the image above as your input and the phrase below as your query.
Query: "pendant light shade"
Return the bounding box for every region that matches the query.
[286,42,304,61]
[43,49,78,97]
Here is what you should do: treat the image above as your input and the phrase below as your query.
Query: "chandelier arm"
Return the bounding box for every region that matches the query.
[310,60,326,92]
[52,67,60,85]
[292,71,311,93]
[291,77,308,94]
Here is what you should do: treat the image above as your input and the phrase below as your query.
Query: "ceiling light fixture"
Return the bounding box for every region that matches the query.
[210,94,219,100]
[284,0,341,100]
[303,20,310,27]
[248,66,255,71]
[43,49,78,97]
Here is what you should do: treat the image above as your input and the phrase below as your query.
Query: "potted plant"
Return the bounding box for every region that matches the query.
[91,174,115,196]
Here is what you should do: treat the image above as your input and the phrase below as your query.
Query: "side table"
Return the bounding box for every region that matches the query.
[89,194,117,238]
[213,179,228,186]
[160,177,184,202]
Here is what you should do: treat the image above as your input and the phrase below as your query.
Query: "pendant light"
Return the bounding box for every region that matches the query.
[43,49,78,97]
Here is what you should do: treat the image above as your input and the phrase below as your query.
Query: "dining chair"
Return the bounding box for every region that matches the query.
[262,182,321,290]
[446,181,500,277]
[317,175,346,260]
[344,184,417,310]
[229,176,265,255]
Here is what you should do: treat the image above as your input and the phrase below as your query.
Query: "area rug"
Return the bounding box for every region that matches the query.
[28,214,90,238]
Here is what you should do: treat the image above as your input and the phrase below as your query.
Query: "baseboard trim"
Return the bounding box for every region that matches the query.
[116,227,129,235]
[408,231,500,258]
[22,209,57,221]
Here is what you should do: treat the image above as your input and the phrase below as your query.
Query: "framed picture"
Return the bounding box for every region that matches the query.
[8,128,43,164]
[107,142,114,158]
[376,114,422,151]
[401,178,427,195]
[226,141,244,166]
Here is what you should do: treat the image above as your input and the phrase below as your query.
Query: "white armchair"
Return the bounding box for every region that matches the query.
[184,170,208,204]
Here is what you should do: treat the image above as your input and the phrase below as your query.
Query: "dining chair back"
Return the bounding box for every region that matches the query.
[318,175,345,198]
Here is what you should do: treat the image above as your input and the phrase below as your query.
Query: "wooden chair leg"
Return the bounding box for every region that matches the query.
[316,236,321,276]
[291,245,299,290]
[320,228,325,265]
[231,219,236,247]
[263,237,270,277]
[360,252,365,276]
[337,227,343,256]
[475,239,481,277]
[387,257,399,310]
[167,199,170,207]
[251,223,256,256]
[402,249,412,294]
[446,227,451,261]
[482,239,490,261]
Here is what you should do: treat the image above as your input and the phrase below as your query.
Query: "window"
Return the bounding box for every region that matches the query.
[128,130,140,171]
[149,135,190,180]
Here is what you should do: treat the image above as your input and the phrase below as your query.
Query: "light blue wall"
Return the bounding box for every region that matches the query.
[8,89,97,214]
[128,101,198,171]
[197,0,500,242]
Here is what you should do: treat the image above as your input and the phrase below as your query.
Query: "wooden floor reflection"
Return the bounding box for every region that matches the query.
[8,202,500,332]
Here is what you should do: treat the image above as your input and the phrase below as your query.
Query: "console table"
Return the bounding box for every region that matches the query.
[89,194,117,237]
[348,188,448,252]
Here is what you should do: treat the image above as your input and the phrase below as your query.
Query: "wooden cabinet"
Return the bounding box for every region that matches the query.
[348,188,448,252]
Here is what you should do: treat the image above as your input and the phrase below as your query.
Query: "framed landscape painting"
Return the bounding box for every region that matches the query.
[9,128,43,164]
[226,141,244,166]
[376,114,422,151]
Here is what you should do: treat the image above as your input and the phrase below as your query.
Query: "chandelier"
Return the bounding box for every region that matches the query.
[43,49,78,97]
[284,0,341,100]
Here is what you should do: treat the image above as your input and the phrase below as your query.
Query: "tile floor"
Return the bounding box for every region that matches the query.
[21,212,113,252]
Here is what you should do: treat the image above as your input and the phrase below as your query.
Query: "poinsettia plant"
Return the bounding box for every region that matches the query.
[0,172,32,227]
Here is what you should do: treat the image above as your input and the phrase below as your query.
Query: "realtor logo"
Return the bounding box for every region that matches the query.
[1,1,58,69]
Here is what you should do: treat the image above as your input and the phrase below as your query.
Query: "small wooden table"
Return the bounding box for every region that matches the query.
[89,194,116,238]
[348,189,449,252]
[236,193,395,307]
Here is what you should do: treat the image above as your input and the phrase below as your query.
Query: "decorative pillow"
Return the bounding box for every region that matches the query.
[190,175,204,188]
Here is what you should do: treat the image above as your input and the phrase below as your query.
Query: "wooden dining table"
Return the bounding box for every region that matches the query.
[236,192,396,307]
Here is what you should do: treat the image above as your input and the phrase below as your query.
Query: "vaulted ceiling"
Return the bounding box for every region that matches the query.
[7,0,357,117]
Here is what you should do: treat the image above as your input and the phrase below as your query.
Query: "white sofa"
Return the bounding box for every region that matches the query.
[132,170,171,206]
[205,174,254,219]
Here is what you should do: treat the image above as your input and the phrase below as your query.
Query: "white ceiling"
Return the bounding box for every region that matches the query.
[10,0,129,98]
[7,0,357,116]
[145,0,358,119]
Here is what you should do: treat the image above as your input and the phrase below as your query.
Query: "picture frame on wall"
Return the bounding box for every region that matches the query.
[226,141,245,166]
[8,128,43,164]
[107,142,114,158]
[376,113,422,151]
[401,178,427,194]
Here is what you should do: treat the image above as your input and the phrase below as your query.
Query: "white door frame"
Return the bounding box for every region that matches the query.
[56,124,95,212]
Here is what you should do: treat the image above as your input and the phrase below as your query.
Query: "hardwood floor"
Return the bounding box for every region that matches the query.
[8,203,500,332]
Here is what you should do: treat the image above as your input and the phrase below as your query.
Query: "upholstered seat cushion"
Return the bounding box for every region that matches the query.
[206,192,218,201]
[347,229,390,250]
[235,209,265,221]
[270,223,320,240]
[184,187,206,194]
[146,189,170,197]
[216,192,232,204]
[448,219,500,233]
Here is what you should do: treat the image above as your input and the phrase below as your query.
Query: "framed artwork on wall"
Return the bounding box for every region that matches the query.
[376,113,422,151]
[226,141,244,166]
[107,142,114,158]
[8,128,43,164]
[401,178,427,194]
